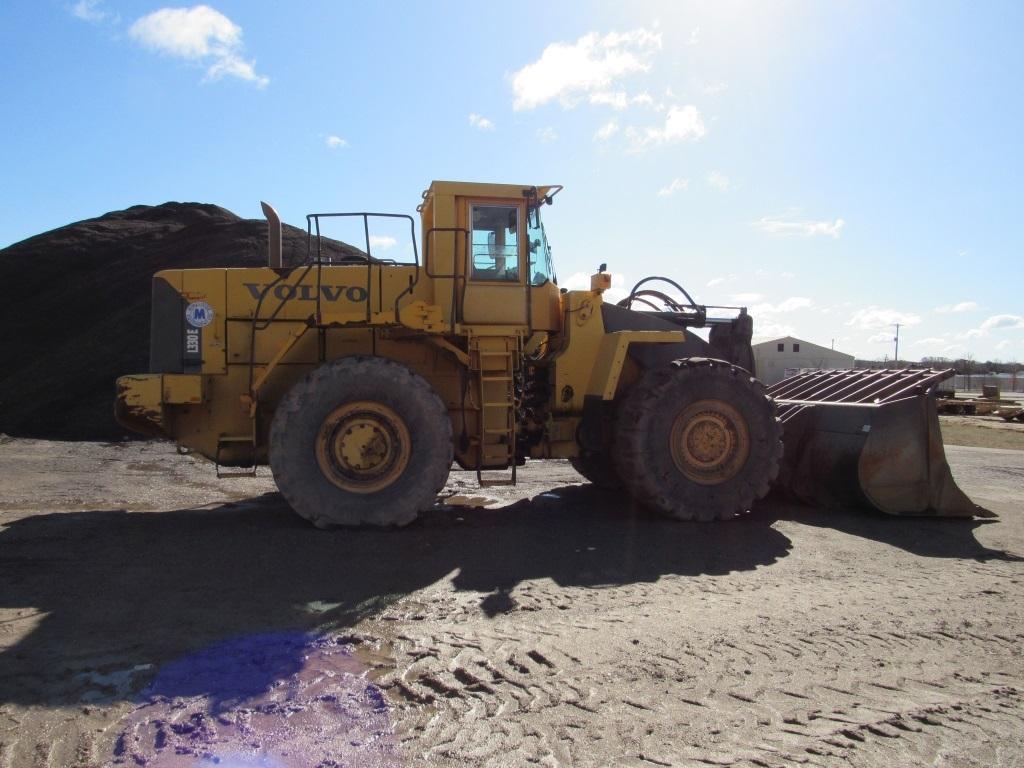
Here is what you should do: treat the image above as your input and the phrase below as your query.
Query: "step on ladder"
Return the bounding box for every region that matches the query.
[470,336,519,487]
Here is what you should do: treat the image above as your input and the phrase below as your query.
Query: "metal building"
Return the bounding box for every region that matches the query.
[753,336,855,386]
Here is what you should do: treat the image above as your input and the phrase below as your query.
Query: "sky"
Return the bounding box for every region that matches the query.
[1,0,1022,362]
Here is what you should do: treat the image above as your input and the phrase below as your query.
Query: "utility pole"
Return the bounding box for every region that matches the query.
[893,323,901,367]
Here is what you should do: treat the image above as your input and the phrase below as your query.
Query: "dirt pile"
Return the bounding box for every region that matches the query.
[0,203,360,440]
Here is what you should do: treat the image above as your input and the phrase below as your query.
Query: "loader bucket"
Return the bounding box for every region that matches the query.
[768,369,991,518]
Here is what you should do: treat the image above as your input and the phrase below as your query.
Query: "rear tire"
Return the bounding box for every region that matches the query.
[613,358,782,521]
[269,356,453,528]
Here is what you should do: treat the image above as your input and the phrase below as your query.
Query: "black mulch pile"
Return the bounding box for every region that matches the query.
[0,203,359,440]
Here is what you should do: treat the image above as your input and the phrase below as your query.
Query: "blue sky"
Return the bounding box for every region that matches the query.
[1,1,1021,362]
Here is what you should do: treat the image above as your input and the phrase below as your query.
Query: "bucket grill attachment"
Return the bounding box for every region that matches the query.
[769,369,989,518]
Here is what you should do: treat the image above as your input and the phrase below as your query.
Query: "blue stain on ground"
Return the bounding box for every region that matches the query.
[142,631,310,714]
[112,631,401,767]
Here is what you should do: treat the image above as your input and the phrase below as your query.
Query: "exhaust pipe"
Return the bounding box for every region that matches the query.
[261,201,282,268]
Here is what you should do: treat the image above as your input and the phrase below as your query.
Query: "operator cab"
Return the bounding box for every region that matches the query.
[418,181,561,330]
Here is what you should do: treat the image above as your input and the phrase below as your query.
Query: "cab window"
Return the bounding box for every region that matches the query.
[527,205,556,286]
[471,204,519,281]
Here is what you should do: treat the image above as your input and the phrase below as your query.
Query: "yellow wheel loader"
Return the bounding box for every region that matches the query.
[115,181,982,527]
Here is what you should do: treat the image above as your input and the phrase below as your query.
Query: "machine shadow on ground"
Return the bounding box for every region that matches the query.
[0,484,1014,710]
[768,493,1020,562]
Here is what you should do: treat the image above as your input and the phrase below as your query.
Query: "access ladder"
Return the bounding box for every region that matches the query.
[470,336,519,486]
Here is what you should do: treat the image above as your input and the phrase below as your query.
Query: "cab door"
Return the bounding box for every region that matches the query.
[459,199,528,326]
[526,203,561,331]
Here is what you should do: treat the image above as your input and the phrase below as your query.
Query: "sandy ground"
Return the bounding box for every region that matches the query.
[0,435,1022,767]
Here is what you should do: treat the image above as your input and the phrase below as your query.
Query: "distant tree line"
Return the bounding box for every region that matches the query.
[854,357,1021,374]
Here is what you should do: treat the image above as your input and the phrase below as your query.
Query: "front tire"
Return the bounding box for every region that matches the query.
[613,358,782,521]
[269,356,453,528]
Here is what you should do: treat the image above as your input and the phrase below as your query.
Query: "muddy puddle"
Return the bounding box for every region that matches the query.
[111,632,401,767]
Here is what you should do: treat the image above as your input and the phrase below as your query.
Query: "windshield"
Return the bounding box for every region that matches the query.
[527,206,556,286]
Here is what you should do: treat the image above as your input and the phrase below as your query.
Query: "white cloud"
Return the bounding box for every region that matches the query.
[707,170,731,191]
[626,105,706,149]
[867,331,895,344]
[753,215,844,238]
[996,340,1012,351]
[658,177,689,196]
[706,274,736,288]
[511,28,661,110]
[588,90,658,110]
[959,313,1024,339]
[846,306,922,330]
[687,26,701,45]
[536,126,558,142]
[731,292,764,304]
[934,301,979,313]
[753,296,814,315]
[71,0,116,23]
[129,5,268,87]
[206,55,264,84]
[777,297,813,312]
[752,321,796,341]
[589,91,628,110]
[780,271,796,279]
[325,135,348,149]
[702,81,728,96]
[368,235,397,250]
[468,113,495,130]
[594,120,620,141]
[561,272,592,290]
[911,337,963,357]
[631,92,656,108]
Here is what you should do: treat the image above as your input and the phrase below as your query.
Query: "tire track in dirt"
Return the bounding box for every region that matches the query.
[371,571,1024,768]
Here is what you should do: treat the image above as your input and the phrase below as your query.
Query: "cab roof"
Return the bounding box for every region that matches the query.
[424,180,560,202]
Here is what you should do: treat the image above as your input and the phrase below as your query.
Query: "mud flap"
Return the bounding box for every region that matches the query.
[770,369,990,518]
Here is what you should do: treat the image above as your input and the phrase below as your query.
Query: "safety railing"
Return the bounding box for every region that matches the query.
[306,212,420,323]
[423,226,470,334]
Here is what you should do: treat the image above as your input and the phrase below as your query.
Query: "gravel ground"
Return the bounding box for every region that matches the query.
[0,436,1021,767]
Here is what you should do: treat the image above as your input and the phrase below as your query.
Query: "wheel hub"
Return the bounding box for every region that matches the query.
[670,399,750,485]
[316,401,411,493]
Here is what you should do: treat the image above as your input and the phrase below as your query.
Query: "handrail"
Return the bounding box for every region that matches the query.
[423,226,470,334]
[246,212,419,404]
[305,211,420,324]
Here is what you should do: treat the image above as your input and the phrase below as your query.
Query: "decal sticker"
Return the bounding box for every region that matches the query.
[183,324,202,372]
[185,328,200,355]
[185,301,214,328]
